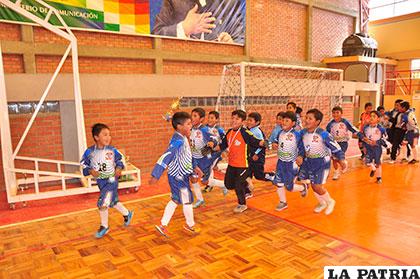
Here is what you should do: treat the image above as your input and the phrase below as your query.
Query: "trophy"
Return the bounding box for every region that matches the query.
[163,97,183,121]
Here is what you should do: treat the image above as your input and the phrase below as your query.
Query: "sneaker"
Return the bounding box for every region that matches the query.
[325,199,336,215]
[233,204,248,213]
[245,193,253,200]
[203,185,213,193]
[123,210,134,227]
[95,226,109,238]
[275,202,288,211]
[409,159,419,164]
[376,177,382,184]
[401,158,408,163]
[313,202,327,213]
[222,187,229,196]
[155,224,170,238]
[183,224,200,234]
[300,183,308,198]
[388,160,396,164]
[369,170,375,177]
[332,171,340,180]
[193,200,205,209]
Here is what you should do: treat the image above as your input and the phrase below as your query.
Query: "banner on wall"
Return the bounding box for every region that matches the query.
[0,0,246,45]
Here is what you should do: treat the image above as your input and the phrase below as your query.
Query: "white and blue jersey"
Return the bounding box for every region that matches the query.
[80,145,124,208]
[191,124,217,182]
[402,109,419,145]
[152,132,194,204]
[207,124,225,168]
[326,118,359,154]
[269,125,282,144]
[272,128,305,190]
[295,114,303,131]
[299,128,344,185]
[361,124,387,165]
[249,126,265,163]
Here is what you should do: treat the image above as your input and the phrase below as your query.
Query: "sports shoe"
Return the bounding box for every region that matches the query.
[95,226,109,238]
[388,160,396,164]
[123,210,134,227]
[245,193,253,200]
[183,224,200,234]
[155,224,170,238]
[332,171,340,180]
[401,158,408,163]
[409,159,419,164]
[193,200,205,209]
[233,204,248,213]
[275,202,288,211]
[369,170,375,177]
[325,199,336,215]
[314,202,327,213]
[376,177,382,184]
[203,185,213,193]
[222,187,229,196]
[300,183,308,198]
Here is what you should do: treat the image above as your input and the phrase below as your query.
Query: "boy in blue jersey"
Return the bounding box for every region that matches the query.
[299,109,347,215]
[400,101,418,164]
[359,111,388,184]
[190,108,218,208]
[80,123,134,238]
[246,112,273,198]
[203,111,228,194]
[326,106,360,180]
[270,111,307,211]
[150,112,201,238]
[287,102,303,131]
[268,112,285,144]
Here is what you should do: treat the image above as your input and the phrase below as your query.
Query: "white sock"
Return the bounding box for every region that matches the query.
[320,191,332,203]
[314,193,326,204]
[99,208,109,228]
[208,178,225,188]
[114,202,129,216]
[192,182,204,201]
[182,204,195,227]
[292,184,304,192]
[376,165,382,177]
[276,187,287,203]
[161,200,177,226]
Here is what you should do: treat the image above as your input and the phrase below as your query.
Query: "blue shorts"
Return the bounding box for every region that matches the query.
[332,141,348,160]
[195,157,213,182]
[406,131,419,146]
[97,178,119,208]
[168,175,194,204]
[273,160,298,191]
[365,144,382,166]
[298,157,331,185]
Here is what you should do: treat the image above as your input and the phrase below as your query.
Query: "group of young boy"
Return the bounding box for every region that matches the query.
[80,100,418,239]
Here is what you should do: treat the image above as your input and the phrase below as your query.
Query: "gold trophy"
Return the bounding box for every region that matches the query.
[163,97,183,121]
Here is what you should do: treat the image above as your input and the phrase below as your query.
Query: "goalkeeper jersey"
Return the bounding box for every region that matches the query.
[80,145,124,179]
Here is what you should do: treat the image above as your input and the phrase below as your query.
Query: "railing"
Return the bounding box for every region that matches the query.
[385,69,420,95]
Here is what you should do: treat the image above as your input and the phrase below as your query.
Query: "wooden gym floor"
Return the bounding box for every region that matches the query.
[0,158,418,278]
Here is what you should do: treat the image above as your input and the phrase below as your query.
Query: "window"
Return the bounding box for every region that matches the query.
[369,0,420,21]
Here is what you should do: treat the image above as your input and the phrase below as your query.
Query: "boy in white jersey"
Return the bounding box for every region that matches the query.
[299,109,346,215]
[190,107,217,208]
[326,106,360,180]
[359,111,387,184]
[400,101,419,164]
[80,123,133,238]
[270,111,307,211]
[203,111,228,194]
[150,112,201,237]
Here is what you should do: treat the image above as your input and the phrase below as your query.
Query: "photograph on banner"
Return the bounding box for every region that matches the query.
[0,0,245,45]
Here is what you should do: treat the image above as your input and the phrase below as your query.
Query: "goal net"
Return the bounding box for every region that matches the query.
[215,62,344,132]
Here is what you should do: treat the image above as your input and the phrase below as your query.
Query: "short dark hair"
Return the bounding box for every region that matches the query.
[370,110,381,118]
[172,111,191,130]
[208,110,220,119]
[287,102,297,109]
[306,108,323,122]
[377,106,385,111]
[232,109,246,121]
[192,107,205,118]
[92,123,110,140]
[296,107,303,114]
[283,111,297,122]
[332,106,343,113]
[276,111,285,118]
[400,101,410,110]
[395,99,403,104]
[365,102,373,109]
[248,112,262,124]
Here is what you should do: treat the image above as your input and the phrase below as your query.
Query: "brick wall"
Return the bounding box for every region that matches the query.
[2,54,24,74]
[163,61,225,75]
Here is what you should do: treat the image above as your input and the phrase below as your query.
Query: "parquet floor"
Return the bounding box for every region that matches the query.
[1,158,408,279]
